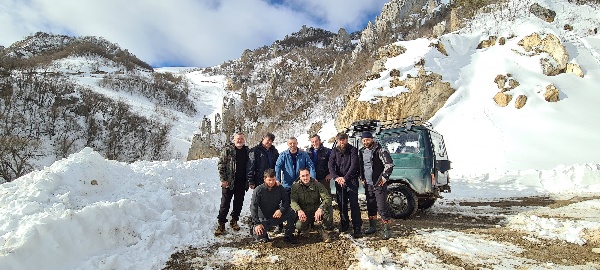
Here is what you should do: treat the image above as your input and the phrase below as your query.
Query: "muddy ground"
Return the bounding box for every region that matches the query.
[164,196,600,269]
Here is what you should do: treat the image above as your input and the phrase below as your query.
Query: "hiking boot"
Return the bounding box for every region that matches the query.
[364,218,377,235]
[353,227,363,238]
[229,220,240,231]
[273,224,284,234]
[339,222,349,233]
[284,233,298,244]
[214,222,225,236]
[382,221,392,240]
[320,228,331,243]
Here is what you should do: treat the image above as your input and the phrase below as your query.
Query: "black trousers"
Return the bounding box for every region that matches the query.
[335,180,363,229]
[365,183,391,220]
[217,183,246,223]
[252,208,297,240]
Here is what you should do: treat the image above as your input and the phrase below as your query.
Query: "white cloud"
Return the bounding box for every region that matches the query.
[0,0,389,67]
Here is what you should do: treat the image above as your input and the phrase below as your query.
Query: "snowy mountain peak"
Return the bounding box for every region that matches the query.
[2,32,153,72]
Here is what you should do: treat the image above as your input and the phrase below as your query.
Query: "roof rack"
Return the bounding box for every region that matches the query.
[346,116,433,135]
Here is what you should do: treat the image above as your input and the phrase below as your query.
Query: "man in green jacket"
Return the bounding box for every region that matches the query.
[215,132,249,236]
[291,167,334,242]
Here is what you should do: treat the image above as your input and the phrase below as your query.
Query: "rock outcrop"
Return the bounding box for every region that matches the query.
[335,67,454,130]
[544,84,560,102]
[529,3,556,23]
[518,33,569,76]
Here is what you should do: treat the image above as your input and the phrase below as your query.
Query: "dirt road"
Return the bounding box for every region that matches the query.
[164,195,600,269]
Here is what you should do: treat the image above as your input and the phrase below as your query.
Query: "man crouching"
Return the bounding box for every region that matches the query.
[291,167,334,242]
[250,168,298,244]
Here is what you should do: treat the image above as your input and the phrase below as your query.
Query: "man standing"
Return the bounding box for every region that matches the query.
[328,132,362,238]
[291,167,334,242]
[308,134,332,197]
[358,131,395,240]
[247,132,279,189]
[215,132,249,236]
[275,137,316,194]
[250,168,298,244]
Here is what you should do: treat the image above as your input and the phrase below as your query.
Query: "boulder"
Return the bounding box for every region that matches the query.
[499,37,506,45]
[390,69,401,77]
[564,24,574,31]
[529,3,556,23]
[477,36,497,49]
[430,41,448,56]
[566,63,584,78]
[518,33,542,52]
[494,74,520,92]
[544,84,560,102]
[519,33,569,76]
[494,74,507,90]
[515,95,527,109]
[494,92,512,107]
[541,34,569,76]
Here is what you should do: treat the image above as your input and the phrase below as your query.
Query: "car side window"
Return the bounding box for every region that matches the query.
[379,131,422,154]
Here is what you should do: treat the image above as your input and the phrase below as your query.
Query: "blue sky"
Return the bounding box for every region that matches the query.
[0,0,389,67]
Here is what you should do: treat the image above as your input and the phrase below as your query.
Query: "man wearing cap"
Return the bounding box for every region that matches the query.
[358,131,395,240]
[328,132,362,238]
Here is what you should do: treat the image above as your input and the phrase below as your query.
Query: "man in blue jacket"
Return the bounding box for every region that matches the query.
[275,137,316,193]
[273,136,316,233]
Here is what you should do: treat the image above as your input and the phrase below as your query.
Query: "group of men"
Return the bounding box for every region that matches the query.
[216,130,395,244]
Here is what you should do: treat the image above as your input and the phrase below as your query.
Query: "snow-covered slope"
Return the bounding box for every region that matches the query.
[358,0,600,175]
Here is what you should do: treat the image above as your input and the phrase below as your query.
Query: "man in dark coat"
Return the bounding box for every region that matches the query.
[308,134,332,197]
[247,132,279,189]
[328,132,362,238]
[250,168,298,244]
[358,131,395,240]
[215,132,249,236]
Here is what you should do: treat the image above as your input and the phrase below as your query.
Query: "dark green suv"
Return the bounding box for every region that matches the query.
[337,117,452,219]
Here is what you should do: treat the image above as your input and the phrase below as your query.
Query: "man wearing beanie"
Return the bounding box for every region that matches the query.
[358,131,395,240]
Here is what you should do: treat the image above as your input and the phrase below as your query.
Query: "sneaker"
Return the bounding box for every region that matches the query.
[230,220,241,231]
[256,237,270,243]
[284,234,298,244]
[214,222,225,236]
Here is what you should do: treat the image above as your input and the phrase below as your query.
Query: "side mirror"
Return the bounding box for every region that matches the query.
[436,160,452,173]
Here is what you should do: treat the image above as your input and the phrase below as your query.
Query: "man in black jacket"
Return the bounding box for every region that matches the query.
[247,132,279,189]
[328,132,362,238]
[358,131,395,240]
[308,134,332,197]
[250,168,298,244]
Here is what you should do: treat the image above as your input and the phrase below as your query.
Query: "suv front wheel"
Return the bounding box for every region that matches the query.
[387,184,418,219]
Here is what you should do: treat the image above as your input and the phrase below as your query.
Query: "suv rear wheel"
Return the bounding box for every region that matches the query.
[387,184,418,219]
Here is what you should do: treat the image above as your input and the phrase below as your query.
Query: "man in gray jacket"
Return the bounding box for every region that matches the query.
[250,168,298,244]
[359,131,395,239]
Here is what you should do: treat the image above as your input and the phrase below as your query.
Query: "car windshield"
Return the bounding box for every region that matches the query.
[379,131,422,154]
